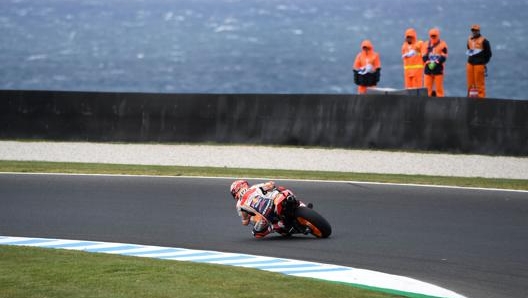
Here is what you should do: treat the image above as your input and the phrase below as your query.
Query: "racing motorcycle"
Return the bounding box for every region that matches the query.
[273,193,332,238]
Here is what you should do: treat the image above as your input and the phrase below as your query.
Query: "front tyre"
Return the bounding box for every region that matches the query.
[294,207,332,238]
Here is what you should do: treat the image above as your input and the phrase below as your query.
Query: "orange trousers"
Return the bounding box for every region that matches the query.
[466,63,486,98]
[358,85,375,94]
[404,70,423,89]
[424,74,444,97]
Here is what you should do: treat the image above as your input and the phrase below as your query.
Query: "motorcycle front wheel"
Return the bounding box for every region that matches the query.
[294,207,332,238]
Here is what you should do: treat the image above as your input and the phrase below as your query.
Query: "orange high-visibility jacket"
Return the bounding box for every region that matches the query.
[353,40,381,87]
[422,28,448,76]
[354,40,381,70]
[401,28,424,76]
[467,35,492,65]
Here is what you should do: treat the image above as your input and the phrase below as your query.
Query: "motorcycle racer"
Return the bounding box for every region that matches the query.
[230,180,290,238]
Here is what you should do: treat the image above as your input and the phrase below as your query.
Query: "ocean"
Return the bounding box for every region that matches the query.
[1,0,527,99]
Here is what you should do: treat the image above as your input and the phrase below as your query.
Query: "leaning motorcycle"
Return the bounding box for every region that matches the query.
[273,193,332,238]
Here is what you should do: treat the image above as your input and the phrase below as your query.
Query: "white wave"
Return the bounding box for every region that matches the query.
[329,86,344,93]
[108,69,126,76]
[26,54,48,61]
[59,49,74,55]
[68,31,77,41]
[346,25,362,32]
[362,9,375,20]
[0,16,11,24]
[53,75,68,82]
[255,9,270,16]
[164,12,173,21]
[16,9,28,17]
[224,17,238,24]
[214,25,237,33]
[292,29,303,35]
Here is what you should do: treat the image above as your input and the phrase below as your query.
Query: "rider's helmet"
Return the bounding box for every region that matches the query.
[230,179,249,201]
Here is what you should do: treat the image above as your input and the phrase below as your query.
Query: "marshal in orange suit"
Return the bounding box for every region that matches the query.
[401,28,424,89]
[466,24,492,98]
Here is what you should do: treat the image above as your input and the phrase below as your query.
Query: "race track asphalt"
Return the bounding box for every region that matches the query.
[1,173,527,298]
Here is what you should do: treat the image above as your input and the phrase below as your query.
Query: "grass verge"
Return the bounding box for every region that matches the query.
[0,160,527,190]
[0,245,397,298]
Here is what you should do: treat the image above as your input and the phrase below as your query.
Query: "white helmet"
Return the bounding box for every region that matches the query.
[230,180,249,200]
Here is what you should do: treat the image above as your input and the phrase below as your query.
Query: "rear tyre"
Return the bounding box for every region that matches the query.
[294,207,332,238]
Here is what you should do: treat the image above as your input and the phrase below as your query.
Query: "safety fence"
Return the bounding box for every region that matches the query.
[1,90,526,156]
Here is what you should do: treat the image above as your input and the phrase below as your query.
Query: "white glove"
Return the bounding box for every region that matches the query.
[466,49,482,56]
[402,50,416,58]
[365,64,373,73]
[358,68,367,75]
[428,54,440,61]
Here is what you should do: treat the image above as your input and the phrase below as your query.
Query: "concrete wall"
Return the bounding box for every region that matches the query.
[1,90,527,156]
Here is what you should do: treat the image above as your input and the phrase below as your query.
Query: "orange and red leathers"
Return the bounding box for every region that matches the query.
[353,40,381,94]
[401,28,424,89]
[466,34,492,98]
[236,181,281,238]
[422,28,448,97]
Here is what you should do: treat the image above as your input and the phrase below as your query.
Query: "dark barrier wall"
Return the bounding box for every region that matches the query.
[1,90,527,156]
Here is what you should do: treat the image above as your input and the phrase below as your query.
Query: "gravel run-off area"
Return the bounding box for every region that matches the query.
[0,141,527,180]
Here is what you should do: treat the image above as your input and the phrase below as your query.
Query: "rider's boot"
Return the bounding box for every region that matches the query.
[272,221,285,231]
[272,221,291,236]
[252,226,271,238]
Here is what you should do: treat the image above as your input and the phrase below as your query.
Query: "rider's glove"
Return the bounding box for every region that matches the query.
[260,181,276,194]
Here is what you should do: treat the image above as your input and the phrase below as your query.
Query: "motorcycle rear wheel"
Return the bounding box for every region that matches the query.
[294,207,332,238]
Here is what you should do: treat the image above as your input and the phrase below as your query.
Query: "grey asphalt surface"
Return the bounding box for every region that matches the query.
[1,174,527,298]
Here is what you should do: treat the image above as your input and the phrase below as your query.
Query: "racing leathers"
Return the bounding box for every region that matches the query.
[235,181,286,238]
